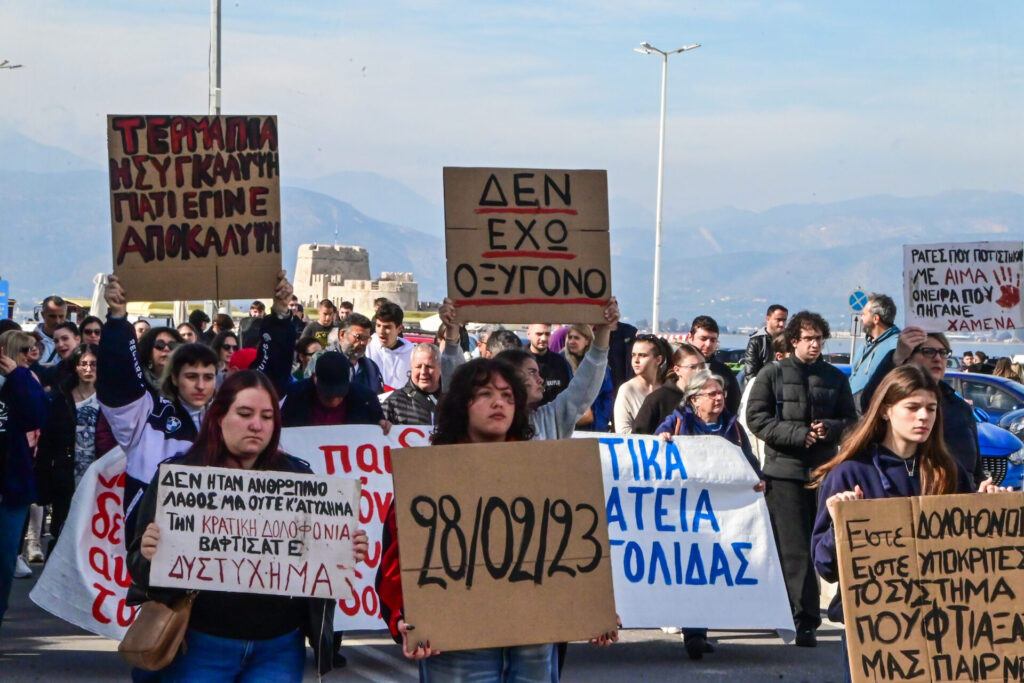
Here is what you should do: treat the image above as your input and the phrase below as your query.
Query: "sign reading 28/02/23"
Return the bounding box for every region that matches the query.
[443,167,611,324]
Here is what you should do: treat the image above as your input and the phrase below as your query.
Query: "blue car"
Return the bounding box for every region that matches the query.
[829,363,1022,488]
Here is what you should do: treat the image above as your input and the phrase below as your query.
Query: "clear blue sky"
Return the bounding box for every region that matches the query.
[2,1,1023,214]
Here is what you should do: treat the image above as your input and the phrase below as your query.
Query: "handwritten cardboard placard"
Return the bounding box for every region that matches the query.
[107,114,282,301]
[150,464,360,599]
[579,434,793,631]
[834,493,1024,683]
[443,167,611,324]
[903,241,1023,333]
[391,438,618,651]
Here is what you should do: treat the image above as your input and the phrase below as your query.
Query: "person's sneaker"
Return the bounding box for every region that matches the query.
[795,628,817,647]
[14,555,33,578]
[26,541,44,563]
[684,635,708,660]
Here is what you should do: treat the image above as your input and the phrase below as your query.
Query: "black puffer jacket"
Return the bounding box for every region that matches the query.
[745,356,857,481]
[382,380,438,425]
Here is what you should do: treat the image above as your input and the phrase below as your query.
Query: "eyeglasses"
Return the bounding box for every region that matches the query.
[346,332,372,342]
[78,361,97,369]
[83,328,101,336]
[696,390,726,399]
[152,340,181,351]
[18,346,31,355]
[222,344,238,352]
[799,335,824,344]
[915,347,952,359]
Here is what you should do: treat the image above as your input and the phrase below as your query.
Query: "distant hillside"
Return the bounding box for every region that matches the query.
[2,131,1024,332]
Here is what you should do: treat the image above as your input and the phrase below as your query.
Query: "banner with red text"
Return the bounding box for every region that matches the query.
[30,425,431,639]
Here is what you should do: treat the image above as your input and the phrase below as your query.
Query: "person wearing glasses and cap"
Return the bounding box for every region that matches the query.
[859,326,984,488]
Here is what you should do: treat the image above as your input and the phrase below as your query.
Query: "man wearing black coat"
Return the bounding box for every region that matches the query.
[746,311,857,647]
[742,304,788,385]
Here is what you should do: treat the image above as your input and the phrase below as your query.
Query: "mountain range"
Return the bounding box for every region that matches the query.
[2,128,1023,335]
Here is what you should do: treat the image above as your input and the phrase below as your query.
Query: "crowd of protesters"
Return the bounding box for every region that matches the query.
[1,282,1022,681]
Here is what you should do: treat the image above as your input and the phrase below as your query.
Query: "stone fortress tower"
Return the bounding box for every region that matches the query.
[292,243,419,313]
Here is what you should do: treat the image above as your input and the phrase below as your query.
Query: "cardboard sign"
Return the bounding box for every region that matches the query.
[579,434,793,632]
[443,167,611,323]
[391,439,618,651]
[834,493,1024,683]
[903,241,1023,333]
[107,115,282,301]
[280,424,432,628]
[150,464,360,599]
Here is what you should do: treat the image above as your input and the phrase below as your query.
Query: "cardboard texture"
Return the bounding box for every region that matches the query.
[903,241,1023,334]
[834,493,1024,682]
[107,115,282,302]
[150,464,360,599]
[391,439,618,651]
[443,167,611,324]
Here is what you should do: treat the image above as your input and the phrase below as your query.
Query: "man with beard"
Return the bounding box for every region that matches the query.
[306,313,384,394]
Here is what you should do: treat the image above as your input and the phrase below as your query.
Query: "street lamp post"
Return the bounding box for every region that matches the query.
[635,41,699,334]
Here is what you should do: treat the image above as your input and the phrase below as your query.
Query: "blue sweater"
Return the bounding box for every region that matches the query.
[654,406,764,478]
[810,444,975,622]
[0,367,50,507]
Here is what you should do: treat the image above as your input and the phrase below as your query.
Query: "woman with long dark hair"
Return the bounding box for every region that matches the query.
[811,365,1006,681]
[127,371,368,680]
[377,358,615,681]
[35,343,102,551]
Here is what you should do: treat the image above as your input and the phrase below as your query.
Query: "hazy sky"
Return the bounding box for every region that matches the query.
[3,1,1023,215]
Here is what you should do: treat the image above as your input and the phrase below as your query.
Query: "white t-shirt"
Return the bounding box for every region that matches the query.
[613,379,656,434]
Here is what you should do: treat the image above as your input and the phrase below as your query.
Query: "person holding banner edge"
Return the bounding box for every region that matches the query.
[376,356,618,682]
[127,370,369,680]
[810,364,1009,683]
[655,368,766,660]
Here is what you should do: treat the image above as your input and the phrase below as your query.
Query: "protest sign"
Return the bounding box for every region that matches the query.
[391,438,618,651]
[150,464,360,599]
[443,167,611,323]
[107,114,282,301]
[578,433,793,631]
[834,493,1024,683]
[903,241,1023,333]
[30,448,137,641]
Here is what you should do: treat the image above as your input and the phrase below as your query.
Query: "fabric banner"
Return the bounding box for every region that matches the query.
[576,433,794,633]
[30,448,137,641]
[33,429,790,639]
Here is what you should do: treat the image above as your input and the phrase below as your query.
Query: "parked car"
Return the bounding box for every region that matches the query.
[790,363,1023,488]
[942,372,1024,423]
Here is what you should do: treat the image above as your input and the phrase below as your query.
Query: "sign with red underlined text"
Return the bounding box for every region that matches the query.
[443,167,611,323]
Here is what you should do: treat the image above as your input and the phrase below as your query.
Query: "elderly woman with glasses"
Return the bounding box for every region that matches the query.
[654,368,765,659]
[860,325,985,487]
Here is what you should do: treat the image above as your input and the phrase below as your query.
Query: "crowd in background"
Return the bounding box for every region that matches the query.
[1,285,1022,681]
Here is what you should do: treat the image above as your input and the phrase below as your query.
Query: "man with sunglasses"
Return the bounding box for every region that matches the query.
[746,311,857,648]
[860,325,984,487]
[305,313,384,394]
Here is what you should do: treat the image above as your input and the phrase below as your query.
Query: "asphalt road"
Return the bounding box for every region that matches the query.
[2,566,849,681]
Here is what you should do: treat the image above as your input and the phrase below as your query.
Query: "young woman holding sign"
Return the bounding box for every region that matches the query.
[376,358,618,682]
[810,365,1008,682]
[126,370,368,680]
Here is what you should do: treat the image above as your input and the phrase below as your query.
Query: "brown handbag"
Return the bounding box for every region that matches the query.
[118,592,197,671]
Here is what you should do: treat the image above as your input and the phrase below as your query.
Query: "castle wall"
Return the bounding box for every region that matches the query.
[293,243,419,313]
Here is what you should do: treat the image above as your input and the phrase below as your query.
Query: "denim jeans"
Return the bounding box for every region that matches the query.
[420,644,555,683]
[0,503,30,626]
[160,627,305,682]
